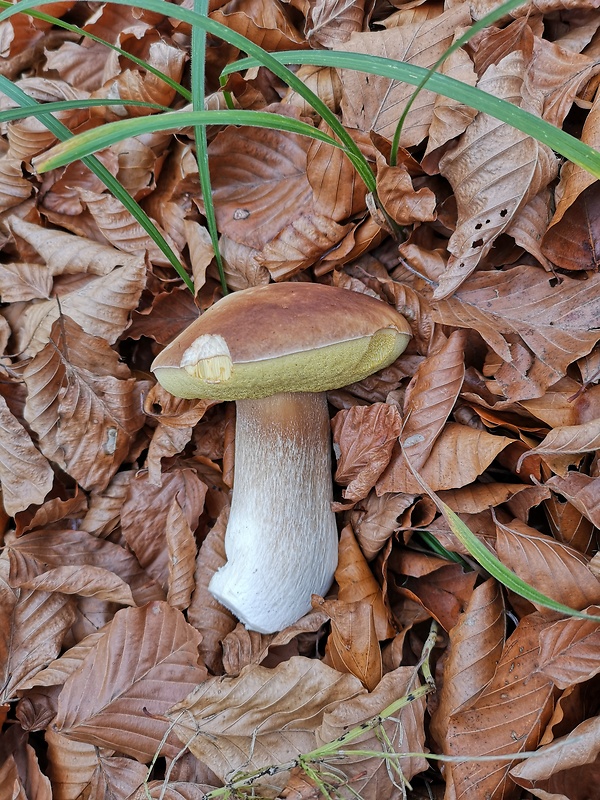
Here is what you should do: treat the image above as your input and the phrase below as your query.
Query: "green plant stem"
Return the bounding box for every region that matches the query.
[192,0,227,294]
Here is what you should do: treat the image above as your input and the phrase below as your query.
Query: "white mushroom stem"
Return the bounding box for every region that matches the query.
[208,391,338,634]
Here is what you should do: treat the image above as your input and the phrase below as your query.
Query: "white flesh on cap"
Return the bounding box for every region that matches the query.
[209,391,338,634]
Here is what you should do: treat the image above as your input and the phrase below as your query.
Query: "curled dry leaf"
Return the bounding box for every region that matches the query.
[320,597,382,691]
[350,491,420,561]
[166,497,198,612]
[187,506,237,675]
[380,329,467,493]
[211,0,306,51]
[510,715,600,800]
[332,402,403,503]
[121,469,206,592]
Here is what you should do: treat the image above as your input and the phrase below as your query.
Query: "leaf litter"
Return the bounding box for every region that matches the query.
[1,1,600,799]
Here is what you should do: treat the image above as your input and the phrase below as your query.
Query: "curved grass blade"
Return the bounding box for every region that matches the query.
[192,0,227,294]
[0,75,193,292]
[34,109,349,172]
[0,98,169,124]
[222,51,600,179]
[442,503,600,623]
[0,0,192,103]
[0,0,376,192]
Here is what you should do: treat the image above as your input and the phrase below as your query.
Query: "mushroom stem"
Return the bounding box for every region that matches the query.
[208,391,338,634]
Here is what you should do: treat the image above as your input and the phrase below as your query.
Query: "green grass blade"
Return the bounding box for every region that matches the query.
[33,109,346,172]
[192,0,227,294]
[222,51,600,179]
[0,0,376,192]
[0,75,193,292]
[443,502,600,623]
[391,0,529,164]
[0,98,169,124]
[0,0,192,102]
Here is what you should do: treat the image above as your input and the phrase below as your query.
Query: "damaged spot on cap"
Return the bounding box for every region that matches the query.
[181,333,233,383]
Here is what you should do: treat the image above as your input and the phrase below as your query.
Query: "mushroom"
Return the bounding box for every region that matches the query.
[151,282,411,633]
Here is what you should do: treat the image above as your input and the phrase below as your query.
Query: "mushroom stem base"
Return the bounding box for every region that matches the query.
[208,391,338,633]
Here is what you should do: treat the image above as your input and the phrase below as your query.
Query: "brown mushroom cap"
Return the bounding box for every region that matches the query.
[151,282,412,401]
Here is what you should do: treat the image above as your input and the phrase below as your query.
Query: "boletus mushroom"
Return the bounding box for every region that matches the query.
[151,282,411,633]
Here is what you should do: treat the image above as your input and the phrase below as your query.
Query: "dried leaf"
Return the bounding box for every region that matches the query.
[53,602,207,762]
[538,608,600,689]
[320,598,382,690]
[446,614,556,800]
[332,403,403,503]
[167,657,364,786]
[435,52,558,298]
[495,517,600,612]
[0,394,54,516]
[166,497,199,612]
[22,317,146,492]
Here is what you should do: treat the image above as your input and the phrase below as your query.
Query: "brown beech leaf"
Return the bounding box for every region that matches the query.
[0,156,33,213]
[510,715,600,800]
[77,189,177,266]
[4,78,89,162]
[18,627,107,692]
[0,394,54,516]
[257,213,353,281]
[537,608,600,689]
[45,729,147,800]
[0,732,52,800]
[432,265,600,400]
[167,657,364,787]
[381,329,466,493]
[53,602,207,762]
[446,613,556,800]
[316,666,428,797]
[15,565,135,606]
[524,418,600,467]
[340,4,471,146]
[306,0,368,48]
[435,51,558,298]
[8,216,147,277]
[0,261,53,302]
[80,470,133,539]
[332,403,403,503]
[429,579,506,750]
[541,88,600,270]
[306,127,367,222]
[350,491,420,561]
[376,162,437,226]
[377,422,513,494]
[543,182,600,272]
[22,317,146,493]
[211,0,305,50]
[208,105,313,250]
[166,497,199,612]
[7,528,164,608]
[128,286,199,344]
[187,507,237,675]
[335,525,395,640]
[0,578,76,702]
[546,474,600,528]
[495,517,600,612]
[121,469,206,592]
[320,598,382,691]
